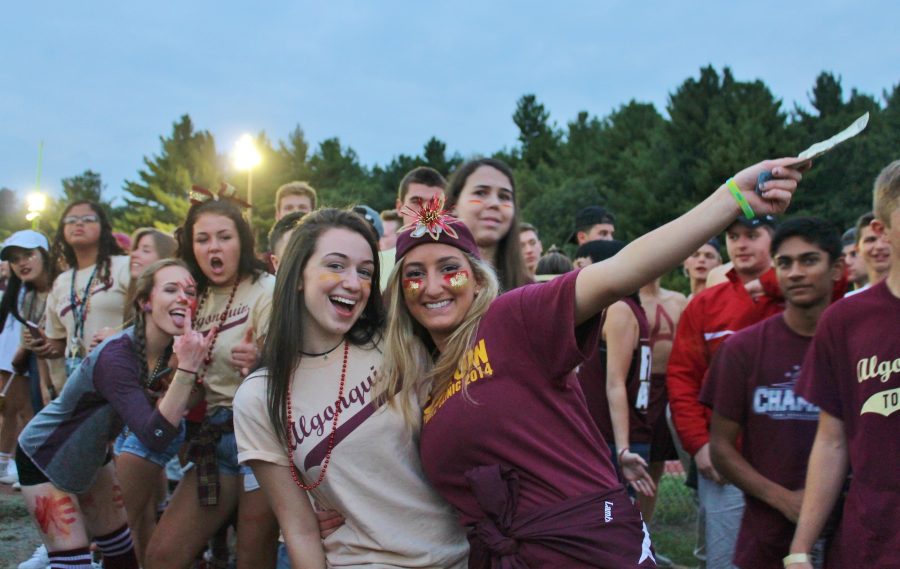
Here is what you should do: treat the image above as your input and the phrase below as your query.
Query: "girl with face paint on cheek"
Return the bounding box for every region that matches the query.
[445,158,531,292]
[231,208,468,569]
[145,196,280,569]
[380,157,805,567]
[15,260,211,568]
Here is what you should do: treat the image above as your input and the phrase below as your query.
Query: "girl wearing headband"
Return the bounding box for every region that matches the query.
[233,208,467,568]
[144,191,278,569]
[380,159,802,567]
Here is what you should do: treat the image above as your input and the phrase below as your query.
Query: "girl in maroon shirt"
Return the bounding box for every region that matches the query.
[378,159,804,568]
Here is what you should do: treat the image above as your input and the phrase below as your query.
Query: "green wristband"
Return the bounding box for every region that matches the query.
[726,178,755,219]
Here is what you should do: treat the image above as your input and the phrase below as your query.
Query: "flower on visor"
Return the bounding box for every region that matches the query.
[401,195,459,241]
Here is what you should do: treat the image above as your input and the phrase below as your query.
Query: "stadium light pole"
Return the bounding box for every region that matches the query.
[232,134,261,229]
[25,192,47,230]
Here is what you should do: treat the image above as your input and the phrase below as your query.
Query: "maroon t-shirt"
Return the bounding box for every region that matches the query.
[701,314,819,569]
[419,271,629,566]
[577,297,652,445]
[796,280,900,567]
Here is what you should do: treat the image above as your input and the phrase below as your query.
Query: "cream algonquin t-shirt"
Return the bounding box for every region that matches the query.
[45,255,131,388]
[193,273,275,411]
[234,342,468,569]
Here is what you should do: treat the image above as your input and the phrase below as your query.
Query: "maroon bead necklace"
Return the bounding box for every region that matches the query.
[286,340,349,491]
[192,276,242,385]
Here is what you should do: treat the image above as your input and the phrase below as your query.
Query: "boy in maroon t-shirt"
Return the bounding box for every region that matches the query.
[787,161,900,569]
[701,218,843,569]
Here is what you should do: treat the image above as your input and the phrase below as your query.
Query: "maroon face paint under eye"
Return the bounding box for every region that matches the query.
[444,270,470,289]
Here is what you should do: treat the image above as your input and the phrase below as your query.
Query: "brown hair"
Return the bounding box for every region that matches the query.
[380,209,401,223]
[276,181,318,213]
[129,259,189,386]
[397,167,447,203]
[264,208,385,444]
[446,158,530,291]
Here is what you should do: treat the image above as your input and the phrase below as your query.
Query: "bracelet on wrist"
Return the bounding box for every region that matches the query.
[174,368,200,387]
[617,447,630,461]
[783,553,810,567]
[726,177,756,219]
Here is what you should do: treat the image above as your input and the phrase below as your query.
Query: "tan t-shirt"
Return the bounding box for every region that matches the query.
[194,273,274,411]
[234,343,468,569]
[45,256,130,385]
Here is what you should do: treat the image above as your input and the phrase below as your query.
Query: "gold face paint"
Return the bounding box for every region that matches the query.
[467,199,483,205]
[403,278,423,298]
[318,272,342,284]
[445,270,470,289]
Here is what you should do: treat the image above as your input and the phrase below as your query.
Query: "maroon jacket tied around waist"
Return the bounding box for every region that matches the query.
[465,464,657,568]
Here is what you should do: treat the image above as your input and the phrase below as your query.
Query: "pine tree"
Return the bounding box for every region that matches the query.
[122,115,221,231]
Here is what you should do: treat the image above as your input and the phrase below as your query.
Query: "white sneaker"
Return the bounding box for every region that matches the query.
[18,544,49,569]
[0,460,18,485]
[13,481,21,491]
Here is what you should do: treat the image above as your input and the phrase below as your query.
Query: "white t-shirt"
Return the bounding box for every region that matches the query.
[45,255,131,385]
[45,255,131,345]
[234,342,468,569]
[0,299,23,373]
[194,273,275,411]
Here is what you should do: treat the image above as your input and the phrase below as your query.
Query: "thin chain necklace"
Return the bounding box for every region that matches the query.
[286,341,349,491]
[192,277,242,385]
[300,339,344,360]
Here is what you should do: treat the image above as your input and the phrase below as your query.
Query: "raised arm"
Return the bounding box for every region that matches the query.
[574,159,803,324]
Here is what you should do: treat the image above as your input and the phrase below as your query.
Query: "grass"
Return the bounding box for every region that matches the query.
[649,474,699,568]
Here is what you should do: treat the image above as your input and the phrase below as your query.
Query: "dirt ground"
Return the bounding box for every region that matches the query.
[0,485,41,569]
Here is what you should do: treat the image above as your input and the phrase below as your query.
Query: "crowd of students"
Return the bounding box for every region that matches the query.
[0,154,896,569]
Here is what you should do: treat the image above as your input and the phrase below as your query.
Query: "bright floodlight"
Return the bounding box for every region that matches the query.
[233,134,261,170]
[26,192,47,213]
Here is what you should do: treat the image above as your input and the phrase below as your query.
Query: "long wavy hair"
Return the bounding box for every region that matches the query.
[176,200,266,294]
[264,208,385,444]
[0,245,55,331]
[376,249,500,428]
[446,158,530,292]
[128,259,188,385]
[50,201,123,283]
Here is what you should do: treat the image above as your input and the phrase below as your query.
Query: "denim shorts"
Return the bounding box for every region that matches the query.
[241,465,260,491]
[114,420,186,469]
[183,407,241,477]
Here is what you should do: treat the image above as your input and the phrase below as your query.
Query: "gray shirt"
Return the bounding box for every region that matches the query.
[18,328,178,493]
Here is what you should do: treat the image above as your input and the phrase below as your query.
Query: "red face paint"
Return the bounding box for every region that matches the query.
[444,270,470,289]
[34,495,77,537]
[112,483,125,509]
[403,278,423,298]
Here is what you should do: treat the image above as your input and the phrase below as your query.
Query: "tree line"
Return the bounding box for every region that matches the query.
[2,66,898,259]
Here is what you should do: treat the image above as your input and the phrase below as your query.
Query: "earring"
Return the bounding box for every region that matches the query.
[143,303,152,313]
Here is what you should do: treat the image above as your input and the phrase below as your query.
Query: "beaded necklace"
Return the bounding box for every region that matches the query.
[144,351,171,390]
[286,341,349,491]
[192,276,242,385]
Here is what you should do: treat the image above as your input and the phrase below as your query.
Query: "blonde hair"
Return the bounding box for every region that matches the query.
[376,251,500,428]
[874,159,900,227]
